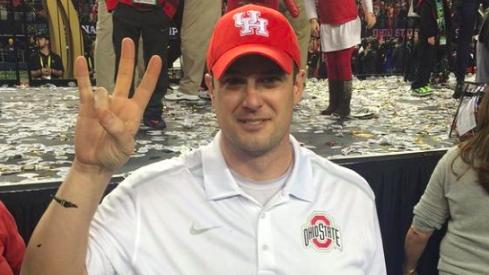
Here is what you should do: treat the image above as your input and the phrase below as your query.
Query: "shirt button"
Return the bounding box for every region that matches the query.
[262,244,269,251]
[261,213,266,219]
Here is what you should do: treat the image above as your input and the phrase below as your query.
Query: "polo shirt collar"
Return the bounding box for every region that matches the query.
[201,131,315,203]
[202,132,242,201]
[286,135,315,202]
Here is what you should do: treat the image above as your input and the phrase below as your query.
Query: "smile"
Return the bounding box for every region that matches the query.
[238,119,269,125]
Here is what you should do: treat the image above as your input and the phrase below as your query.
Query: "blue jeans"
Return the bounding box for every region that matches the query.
[455,0,489,83]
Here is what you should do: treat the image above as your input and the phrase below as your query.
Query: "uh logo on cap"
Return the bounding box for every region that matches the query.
[233,10,270,37]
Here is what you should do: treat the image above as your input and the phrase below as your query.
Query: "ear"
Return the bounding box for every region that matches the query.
[204,73,215,101]
[293,69,306,105]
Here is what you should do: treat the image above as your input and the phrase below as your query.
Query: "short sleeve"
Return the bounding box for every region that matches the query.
[52,54,64,71]
[86,183,139,275]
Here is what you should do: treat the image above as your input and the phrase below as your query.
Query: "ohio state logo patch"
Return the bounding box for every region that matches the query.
[302,212,342,252]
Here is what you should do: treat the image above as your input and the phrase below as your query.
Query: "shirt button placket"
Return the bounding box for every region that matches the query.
[257,211,275,273]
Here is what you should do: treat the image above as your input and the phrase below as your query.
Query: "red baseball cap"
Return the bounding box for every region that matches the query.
[207,4,301,80]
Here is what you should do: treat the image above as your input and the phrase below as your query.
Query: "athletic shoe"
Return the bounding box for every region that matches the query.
[198,89,211,99]
[164,91,199,101]
[411,86,433,97]
[143,115,167,129]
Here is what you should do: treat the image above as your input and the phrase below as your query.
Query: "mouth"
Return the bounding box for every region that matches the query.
[238,118,270,125]
[241,119,266,125]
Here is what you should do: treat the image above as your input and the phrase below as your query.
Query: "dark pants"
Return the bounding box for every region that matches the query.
[112,3,170,118]
[455,0,489,83]
[411,37,435,89]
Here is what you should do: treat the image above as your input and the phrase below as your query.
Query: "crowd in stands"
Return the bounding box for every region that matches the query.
[308,32,478,82]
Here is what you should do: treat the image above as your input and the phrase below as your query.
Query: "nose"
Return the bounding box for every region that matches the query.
[241,82,263,110]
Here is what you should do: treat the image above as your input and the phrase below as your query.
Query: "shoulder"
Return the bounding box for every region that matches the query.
[120,148,203,190]
[443,146,460,161]
[438,146,472,175]
[435,146,462,170]
[299,147,375,200]
[28,52,39,60]
[51,52,62,60]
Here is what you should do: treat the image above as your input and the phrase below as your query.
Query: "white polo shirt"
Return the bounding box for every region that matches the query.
[86,132,386,275]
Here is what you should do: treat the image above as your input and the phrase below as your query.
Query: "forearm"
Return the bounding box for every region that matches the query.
[21,161,113,275]
[51,68,64,77]
[30,70,41,78]
[403,225,433,273]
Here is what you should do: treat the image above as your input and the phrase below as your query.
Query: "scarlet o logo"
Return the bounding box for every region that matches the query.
[311,215,333,249]
[302,212,342,252]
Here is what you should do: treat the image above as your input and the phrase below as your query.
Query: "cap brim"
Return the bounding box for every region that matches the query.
[211,44,293,80]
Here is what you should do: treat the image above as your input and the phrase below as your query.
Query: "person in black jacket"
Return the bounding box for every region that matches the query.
[476,9,489,83]
[411,0,451,97]
[453,0,489,98]
[28,31,64,80]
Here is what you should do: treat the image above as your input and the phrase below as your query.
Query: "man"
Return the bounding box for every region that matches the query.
[28,32,64,79]
[410,0,450,97]
[476,8,489,84]
[279,0,311,75]
[164,0,221,101]
[105,0,180,129]
[94,0,115,92]
[453,0,489,99]
[4,38,16,63]
[21,5,386,275]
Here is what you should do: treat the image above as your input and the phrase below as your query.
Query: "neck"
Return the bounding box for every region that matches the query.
[40,47,50,55]
[221,138,294,182]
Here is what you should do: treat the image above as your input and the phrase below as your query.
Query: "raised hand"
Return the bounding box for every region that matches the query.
[73,38,162,172]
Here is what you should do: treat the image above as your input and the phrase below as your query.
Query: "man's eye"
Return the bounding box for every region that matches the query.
[224,77,245,86]
[261,76,281,84]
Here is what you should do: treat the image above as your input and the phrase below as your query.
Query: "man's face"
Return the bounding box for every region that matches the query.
[207,54,304,157]
[37,37,48,49]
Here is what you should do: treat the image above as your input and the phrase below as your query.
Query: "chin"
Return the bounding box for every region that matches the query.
[236,137,277,155]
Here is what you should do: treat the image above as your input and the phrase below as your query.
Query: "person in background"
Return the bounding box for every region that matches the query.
[403,30,419,82]
[0,201,26,275]
[28,32,64,80]
[20,5,386,274]
[4,38,16,63]
[104,0,180,130]
[476,8,489,84]
[26,35,37,57]
[391,38,406,75]
[279,0,311,76]
[453,0,489,98]
[164,0,221,101]
[307,36,321,78]
[84,40,95,79]
[410,0,450,97]
[94,0,115,92]
[305,0,376,117]
[403,88,489,275]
